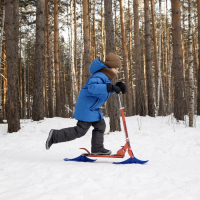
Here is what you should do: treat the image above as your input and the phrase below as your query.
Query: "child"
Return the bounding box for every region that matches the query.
[46,52,126,155]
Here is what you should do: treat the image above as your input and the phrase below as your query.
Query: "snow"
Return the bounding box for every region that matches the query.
[0,115,200,200]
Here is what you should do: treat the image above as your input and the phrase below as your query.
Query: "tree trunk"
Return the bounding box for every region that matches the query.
[165,0,171,114]
[32,0,45,121]
[0,1,5,122]
[23,49,26,119]
[92,1,96,59]
[60,62,65,118]
[119,0,132,116]
[74,0,77,73]
[88,0,92,62]
[151,0,158,99]
[80,2,83,89]
[181,1,188,116]
[5,0,20,132]
[2,41,6,120]
[66,3,73,118]
[171,0,185,120]
[44,3,48,117]
[197,0,200,115]
[104,0,121,132]
[19,31,23,118]
[133,0,146,116]
[83,0,91,84]
[156,0,161,116]
[54,0,61,117]
[128,0,135,115]
[142,11,149,115]
[46,0,53,118]
[101,0,105,61]
[27,41,31,118]
[156,0,166,116]
[114,0,119,55]
[144,0,155,117]
[70,0,77,111]
[188,0,194,127]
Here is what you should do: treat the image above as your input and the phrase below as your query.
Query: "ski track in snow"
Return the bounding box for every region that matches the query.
[0,116,200,200]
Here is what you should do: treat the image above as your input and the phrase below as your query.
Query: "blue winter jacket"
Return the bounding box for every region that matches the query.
[74,58,113,122]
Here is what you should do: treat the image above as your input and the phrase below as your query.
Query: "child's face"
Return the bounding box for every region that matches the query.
[110,68,120,74]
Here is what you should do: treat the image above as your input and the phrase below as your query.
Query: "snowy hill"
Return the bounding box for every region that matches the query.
[0,116,200,200]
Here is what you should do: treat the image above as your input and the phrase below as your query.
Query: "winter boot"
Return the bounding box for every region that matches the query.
[46,129,54,150]
[91,148,112,155]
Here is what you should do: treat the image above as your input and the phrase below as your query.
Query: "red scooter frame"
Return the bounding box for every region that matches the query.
[80,94,134,159]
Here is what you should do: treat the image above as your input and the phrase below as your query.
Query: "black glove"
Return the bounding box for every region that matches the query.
[116,82,126,94]
[107,83,121,94]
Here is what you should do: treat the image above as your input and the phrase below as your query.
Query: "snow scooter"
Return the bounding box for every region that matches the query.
[64,94,148,164]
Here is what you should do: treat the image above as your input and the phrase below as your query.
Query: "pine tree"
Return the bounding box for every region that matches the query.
[32,0,45,121]
[134,0,146,116]
[83,0,91,84]
[197,0,200,115]
[188,0,195,126]
[120,0,132,116]
[144,0,155,117]
[0,0,5,122]
[104,0,121,132]
[171,0,185,120]
[54,0,61,117]
[5,0,20,132]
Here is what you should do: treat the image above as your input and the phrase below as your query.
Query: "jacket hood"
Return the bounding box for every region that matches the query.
[90,58,108,75]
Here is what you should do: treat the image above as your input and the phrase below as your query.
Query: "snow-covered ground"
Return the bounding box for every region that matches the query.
[0,115,200,200]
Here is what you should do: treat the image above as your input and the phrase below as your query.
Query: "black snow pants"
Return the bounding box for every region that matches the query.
[52,119,106,152]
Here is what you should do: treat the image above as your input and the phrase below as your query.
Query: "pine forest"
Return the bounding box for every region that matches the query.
[1,0,200,133]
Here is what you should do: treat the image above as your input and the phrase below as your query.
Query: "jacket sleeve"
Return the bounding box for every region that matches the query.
[87,77,108,94]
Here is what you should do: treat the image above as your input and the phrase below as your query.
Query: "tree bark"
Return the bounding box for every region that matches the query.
[119,0,132,116]
[32,0,45,121]
[23,49,27,119]
[0,1,5,122]
[5,0,20,132]
[171,0,185,120]
[188,0,194,126]
[80,2,83,89]
[156,0,166,116]
[2,41,6,120]
[45,0,53,118]
[155,0,161,116]
[197,0,200,115]
[144,0,155,117]
[165,0,172,114]
[19,30,23,118]
[151,0,158,97]
[104,0,121,132]
[66,3,73,118]
[128,0,135,115]
[133,0,146,116]
[101,0,105,61]
[83,0,91,84]
[27,40,31,118]
[74,0,77,73]
[44,2,48,117]
[54,0,61,117]
[92,1,96,59]
[70,0,77,111]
